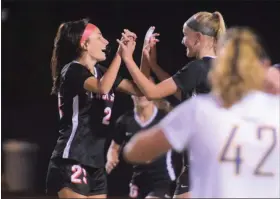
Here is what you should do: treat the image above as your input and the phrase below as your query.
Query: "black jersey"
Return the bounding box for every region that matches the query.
[172,57,214,168]
[172,57,213,101]
[51,61,123,168]
[112,108,176,183]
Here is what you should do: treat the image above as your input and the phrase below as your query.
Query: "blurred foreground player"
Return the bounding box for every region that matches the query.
[123,27,280,198]
[46,19,143,198]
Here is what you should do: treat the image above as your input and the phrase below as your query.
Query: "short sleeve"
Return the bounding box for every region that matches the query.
[172,61,202,94]
[157,98,196,152]
[64,63,93,93]
[112,115,127,145]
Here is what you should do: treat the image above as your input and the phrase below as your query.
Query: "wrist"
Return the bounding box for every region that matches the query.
[114,53,121,59]
[149,62,157,69]
[123,55,134,63]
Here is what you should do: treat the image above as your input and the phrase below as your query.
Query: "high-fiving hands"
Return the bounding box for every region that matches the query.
[117,29,137,56]
[117,26,160,64]
[117,29,137,61]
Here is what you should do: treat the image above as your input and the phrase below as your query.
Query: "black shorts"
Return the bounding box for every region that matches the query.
[174,166,190,195]
[46,157,107,196]
[129,173,171,199]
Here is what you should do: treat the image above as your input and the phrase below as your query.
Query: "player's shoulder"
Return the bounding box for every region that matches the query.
[61,61,88,77]
[183,57,212,69]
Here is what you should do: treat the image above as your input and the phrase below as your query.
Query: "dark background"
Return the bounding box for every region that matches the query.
[2,0,280,196]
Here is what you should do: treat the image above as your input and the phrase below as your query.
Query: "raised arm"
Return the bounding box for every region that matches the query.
[84,30,137,94]
[143,37,170,81]
[84,55,121,94]
[117,37,180,100]
[143,32,182,99]
[114,28,158,97]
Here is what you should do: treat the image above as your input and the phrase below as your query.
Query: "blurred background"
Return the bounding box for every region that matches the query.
[1,0,280,196]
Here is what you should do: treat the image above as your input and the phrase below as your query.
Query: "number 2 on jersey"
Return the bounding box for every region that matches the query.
[102,107,112,125]
[219,125,277,176]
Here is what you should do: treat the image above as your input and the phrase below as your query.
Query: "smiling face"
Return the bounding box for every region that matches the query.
[182,24,200,58]
[82,25,109,62]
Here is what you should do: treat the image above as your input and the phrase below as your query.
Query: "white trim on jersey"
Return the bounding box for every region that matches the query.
[63,95,79,158]
[134,106,158,127]
[166,150,176,181]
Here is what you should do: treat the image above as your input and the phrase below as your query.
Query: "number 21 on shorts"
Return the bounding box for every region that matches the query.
[219,125,277,176]
[71,165,87,184]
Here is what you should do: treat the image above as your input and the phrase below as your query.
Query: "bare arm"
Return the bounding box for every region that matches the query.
[123,57,180,100]
[123,126,171,164]
[145,38,182,99]
[148,44,170,81]
[117,32,181,100]
[149,63,182,100]
[106,140,121,174]
[84,54,122,94]
[115,32,153,97]
[124,98,195,164]
[140,48,151,78]
[84,30,137,94]
[116,79,143,96]
[116,27,154,96]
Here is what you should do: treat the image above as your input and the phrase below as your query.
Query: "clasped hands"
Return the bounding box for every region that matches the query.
[117,27,160,65]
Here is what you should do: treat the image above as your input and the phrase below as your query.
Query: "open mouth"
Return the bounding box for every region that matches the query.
[102,46,111,56]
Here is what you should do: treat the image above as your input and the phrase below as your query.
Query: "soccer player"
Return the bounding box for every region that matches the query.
[127,12,226,198]
[106,95,176,199]
[123,27,280,198]
[46,19,143,198]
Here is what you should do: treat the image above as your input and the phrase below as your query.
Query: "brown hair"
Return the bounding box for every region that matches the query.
[51,18,89,95]
[209,27,266,108]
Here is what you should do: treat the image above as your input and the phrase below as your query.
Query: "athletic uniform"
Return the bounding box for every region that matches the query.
[171,57,214,195]
[159,92,279,198]
[46,61,123,196]
[113,108,176,199]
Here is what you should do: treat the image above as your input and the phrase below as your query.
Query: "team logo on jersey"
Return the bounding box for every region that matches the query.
[125,132,133,136]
